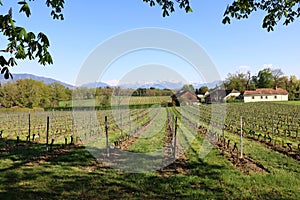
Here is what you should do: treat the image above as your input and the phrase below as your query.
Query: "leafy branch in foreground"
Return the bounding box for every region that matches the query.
[223,0,300,32]
[143,0,300,31]
[0,0,65,79]
[143,0,193,17]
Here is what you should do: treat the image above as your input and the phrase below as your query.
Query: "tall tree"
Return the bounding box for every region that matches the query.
[0,79,71,108]
[271,68,284,87]
[49,82,71,107]
[181,84,195,93]
[0,81,19,107]
[198,86,209,94]
[224,72,248,93]
[286,75,300,100]
[252,68,275,88]
[277,75,289,89]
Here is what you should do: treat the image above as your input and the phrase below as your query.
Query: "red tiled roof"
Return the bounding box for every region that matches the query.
[244,88,288,96]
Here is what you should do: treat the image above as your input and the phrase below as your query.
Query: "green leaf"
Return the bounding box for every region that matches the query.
[0,56,8,67]
[15,45,26,59]
[163,10,169,17]
[1,66,7,74]
[4,70,10,79]
[59,14,64,20]
[8,57,17,67]
[150,0,155,6]
[223,16,231,24]
[18,28,27,40]
[27,32,36,40]
[17,1,26,5]
[185,6,193,13]
[19,3,31,17]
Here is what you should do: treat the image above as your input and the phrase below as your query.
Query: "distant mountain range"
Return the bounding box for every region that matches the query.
[118,81,185,90]
[0,73,76,89]
[118,80,222,90]
[81,82,110,88]
[0,73,223,90]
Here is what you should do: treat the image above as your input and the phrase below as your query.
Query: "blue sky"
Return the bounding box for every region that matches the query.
[4,0,300,86]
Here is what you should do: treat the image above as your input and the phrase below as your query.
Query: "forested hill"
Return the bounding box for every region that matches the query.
[0,74,75,89]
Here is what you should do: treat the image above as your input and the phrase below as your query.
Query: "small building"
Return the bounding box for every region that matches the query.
[243,88,288,103]
[225,89,241,100]
[205,89,241,103]
[171,90,198,106]
[197,94,204,99]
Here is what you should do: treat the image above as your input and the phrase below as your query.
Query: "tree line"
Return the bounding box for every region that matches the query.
[1,67,299,109]
[0,80,175,108]
[0,79,72,108]
[223,68,300,100]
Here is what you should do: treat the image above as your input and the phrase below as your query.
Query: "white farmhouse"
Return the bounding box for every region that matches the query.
[243,88,288,103]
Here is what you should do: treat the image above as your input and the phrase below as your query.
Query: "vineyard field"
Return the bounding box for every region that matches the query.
[59,96,171,107]
[0,102,299,199]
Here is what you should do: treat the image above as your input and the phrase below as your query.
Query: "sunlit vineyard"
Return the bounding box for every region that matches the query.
[0,101,300,199]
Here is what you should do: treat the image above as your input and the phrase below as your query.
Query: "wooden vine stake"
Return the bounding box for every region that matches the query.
[272,114,275,146]
[173,116,178,159]
[46,116,49,151]
[105,116,109,157]
[28,113,31,142]
[120,113,123,137]
[240,116,243,158]
[129,115,131,136]
[222,127,225,142]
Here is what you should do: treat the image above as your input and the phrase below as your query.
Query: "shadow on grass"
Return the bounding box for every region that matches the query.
[0,138,231,199]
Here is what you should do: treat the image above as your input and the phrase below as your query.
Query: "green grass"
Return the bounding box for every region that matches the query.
[128,108,166,153]
[1,129,299,199]
[272,100,300,105]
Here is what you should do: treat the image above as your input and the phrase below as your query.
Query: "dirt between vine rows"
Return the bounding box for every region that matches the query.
[158,115,188,176]
[215,142,270,174]
[226,127,300,162]
[247,135,300,162]
[198,127,270,175]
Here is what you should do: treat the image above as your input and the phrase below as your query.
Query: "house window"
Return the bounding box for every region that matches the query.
[252,96,255,99]
[274,95,277,99]
[265,96,268,99]
[261,96,263,99]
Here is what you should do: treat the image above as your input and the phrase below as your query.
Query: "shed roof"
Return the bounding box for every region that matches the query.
[208,89,240,98]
